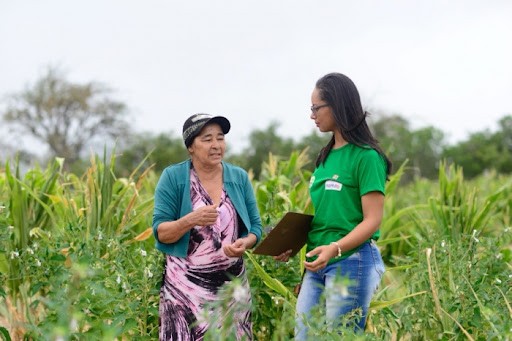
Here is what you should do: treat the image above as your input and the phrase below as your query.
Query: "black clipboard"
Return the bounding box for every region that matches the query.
[252,212,313,257]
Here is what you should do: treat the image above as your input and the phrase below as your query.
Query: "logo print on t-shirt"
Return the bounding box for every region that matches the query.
[325,180,342,191]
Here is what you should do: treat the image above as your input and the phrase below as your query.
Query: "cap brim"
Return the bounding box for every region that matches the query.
[207,116,231,134]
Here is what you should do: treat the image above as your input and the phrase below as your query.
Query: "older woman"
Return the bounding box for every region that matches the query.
[152,113,262,340]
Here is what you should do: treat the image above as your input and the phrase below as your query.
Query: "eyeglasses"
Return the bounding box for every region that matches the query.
[310,104,329,114]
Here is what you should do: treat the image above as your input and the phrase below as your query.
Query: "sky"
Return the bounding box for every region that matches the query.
[1,0,511,155]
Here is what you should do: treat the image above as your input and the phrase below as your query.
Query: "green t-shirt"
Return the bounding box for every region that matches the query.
[307,143,387,262]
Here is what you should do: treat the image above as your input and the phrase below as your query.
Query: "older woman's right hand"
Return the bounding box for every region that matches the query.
[192,205,219,227]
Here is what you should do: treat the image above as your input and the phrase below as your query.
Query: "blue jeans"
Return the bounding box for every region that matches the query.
[295,241,385,340]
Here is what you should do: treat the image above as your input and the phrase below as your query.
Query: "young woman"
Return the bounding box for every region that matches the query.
[275,73,392,339]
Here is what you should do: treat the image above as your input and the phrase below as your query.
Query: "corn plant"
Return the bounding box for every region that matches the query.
[407,161,509,244]
[1,157,62,299]
[80,150,153,242]
[254,149,313,224]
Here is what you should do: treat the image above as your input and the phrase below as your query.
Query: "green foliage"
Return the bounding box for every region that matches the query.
[372,160,512,340]
[494,115,512,173]
[407,161,509,243]
[253,149,313,224]
[2,157,62,298]
[10,236,161,340]
[0,153,157,339]
[443,131,501,178]
[379,159,427,261]
[1,149,511,340]
[442,115,512,179]
[77,150,153,243]
[0,326,11,341]
[385,229,512,340]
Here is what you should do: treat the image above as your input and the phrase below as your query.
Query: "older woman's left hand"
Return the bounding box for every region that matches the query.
[223,238,248,258]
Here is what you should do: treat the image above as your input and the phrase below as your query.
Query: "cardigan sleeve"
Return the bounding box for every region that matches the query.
[241,170,263,244]
[152,167,180,243]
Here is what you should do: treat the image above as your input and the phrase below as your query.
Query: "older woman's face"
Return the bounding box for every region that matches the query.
[188,123,226,167]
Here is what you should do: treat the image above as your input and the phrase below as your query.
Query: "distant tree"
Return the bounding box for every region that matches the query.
[229,121,295,179]
[1,67,130,169]
[372,115,414,180]
[408,126,445,179]
[116,132,188,177]
[443,114,512,177]
[494,115,512,173]
[442,131,500,178]
[372,114,446,181]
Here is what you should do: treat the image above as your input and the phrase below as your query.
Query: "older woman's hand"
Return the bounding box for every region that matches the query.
[223,238,247,257]
[223,234,257,258]
[190,205,219,227]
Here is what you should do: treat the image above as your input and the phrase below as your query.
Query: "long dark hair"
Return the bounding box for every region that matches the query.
[314,72,392,177]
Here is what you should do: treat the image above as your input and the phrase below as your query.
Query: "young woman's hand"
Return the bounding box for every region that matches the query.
[273,249,293,262]
[303,244,338,271]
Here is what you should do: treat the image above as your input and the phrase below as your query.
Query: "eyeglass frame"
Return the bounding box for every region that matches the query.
[310,104,329,114]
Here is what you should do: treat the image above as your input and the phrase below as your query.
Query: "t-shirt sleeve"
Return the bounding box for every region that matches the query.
[357,150,387,196]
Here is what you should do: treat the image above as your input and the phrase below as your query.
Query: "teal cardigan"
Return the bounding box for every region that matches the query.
[152,160,263,257]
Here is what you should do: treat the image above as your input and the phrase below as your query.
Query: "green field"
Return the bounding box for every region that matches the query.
[1,152,511,340]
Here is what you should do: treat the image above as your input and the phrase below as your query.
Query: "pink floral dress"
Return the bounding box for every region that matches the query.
[159,169,252,340]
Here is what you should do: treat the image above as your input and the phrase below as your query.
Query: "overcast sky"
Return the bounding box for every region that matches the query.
[1,0,511,154]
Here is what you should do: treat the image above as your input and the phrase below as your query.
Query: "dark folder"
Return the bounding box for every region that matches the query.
[252,212,313,257]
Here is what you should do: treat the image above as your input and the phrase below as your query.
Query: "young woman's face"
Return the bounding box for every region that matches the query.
[310,88,336,133]
[188,123,226,167]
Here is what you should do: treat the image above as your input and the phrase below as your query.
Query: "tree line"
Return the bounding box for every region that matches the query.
[1,67,511,183]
